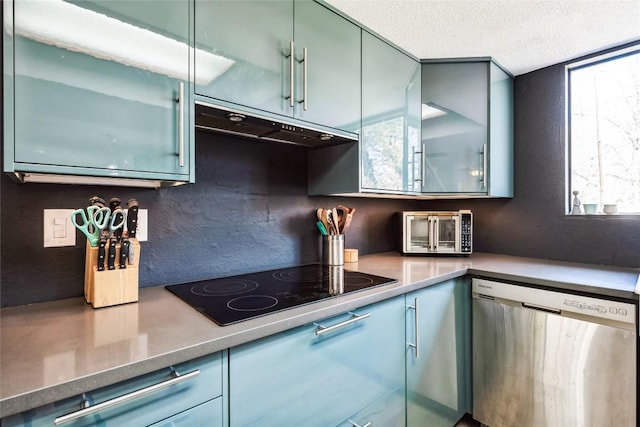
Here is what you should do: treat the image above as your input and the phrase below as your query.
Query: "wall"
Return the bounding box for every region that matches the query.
[428,62,640,268]
[3,55,639,308]
[0,131,422,307]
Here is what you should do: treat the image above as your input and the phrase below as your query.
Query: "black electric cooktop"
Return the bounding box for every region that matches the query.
[166,264,397,325]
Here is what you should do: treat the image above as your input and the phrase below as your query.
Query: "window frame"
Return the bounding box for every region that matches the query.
[565,43,640,216]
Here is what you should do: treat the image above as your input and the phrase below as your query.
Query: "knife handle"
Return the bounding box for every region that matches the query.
[107,238,117,270]
[120,240,130,269]
[97,238,106,272]
[127,206,139,238]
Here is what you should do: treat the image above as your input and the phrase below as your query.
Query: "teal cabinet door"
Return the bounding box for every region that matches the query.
[421,61,488,194]
[194,0,293,116]
[5,0,193,181]
[406,278,472,427]
[421,60,513,196]
[337,385,405,427]
[1,353,224,427]
[361,31,421,193]
[229,297,405,427]
[293,0,361,134]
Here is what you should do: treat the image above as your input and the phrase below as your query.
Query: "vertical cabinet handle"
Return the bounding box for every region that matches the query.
[54,369,200,425]
[407,298,419,358]
[177,82,185,167]
[412,149,423,183]
[285,41,294,108]
[298,47,308,111]
[481,143,487,189]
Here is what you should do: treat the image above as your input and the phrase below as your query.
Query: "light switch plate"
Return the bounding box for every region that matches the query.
[44,209,76,247]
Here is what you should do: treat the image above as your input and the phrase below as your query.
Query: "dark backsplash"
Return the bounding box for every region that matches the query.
[2,60,639,308]
[0,131,422,307]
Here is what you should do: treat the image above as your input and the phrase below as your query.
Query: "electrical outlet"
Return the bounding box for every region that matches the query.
[44,209,76,247]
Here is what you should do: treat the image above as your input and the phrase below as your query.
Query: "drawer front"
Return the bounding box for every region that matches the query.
[337,386,405,427]
[229,297,405,427]
[2,353,223,427]
[149,397,223,427]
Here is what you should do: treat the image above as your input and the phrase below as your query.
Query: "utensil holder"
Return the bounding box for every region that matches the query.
[322,234,345,266]
[84,239,140,308]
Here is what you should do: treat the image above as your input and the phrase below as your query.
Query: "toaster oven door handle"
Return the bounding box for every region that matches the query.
[430,216,438,251]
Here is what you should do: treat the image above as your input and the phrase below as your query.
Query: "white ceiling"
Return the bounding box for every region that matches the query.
[325,0,640,76]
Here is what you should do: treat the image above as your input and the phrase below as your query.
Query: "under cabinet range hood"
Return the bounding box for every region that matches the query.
[195,101,358,148]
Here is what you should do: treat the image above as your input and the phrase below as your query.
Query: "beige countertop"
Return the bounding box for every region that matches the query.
[1,252,638,418]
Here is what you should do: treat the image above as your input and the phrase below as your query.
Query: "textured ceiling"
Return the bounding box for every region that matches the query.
[325,0,640,75]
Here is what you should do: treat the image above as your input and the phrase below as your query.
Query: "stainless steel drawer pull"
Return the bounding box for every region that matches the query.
[407,298,419,358]
[314,312,371,336]
[349,419,372,427]
[178,82,185,167]
[53,369,200,425]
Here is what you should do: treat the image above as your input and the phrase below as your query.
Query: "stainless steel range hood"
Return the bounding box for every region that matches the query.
[195,101,358,148]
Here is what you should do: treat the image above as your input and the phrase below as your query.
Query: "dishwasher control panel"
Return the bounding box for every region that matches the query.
[472,278,636,326]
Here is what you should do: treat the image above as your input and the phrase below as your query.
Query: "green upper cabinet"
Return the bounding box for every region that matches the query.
[421,59,513,196]
[194,0,292,116]
[193,0,360,135]
[3,0,194,186]
[361,31,421,194]
[292,0,360,133]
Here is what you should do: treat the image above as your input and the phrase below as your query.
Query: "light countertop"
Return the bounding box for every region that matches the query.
[1,252,638,418]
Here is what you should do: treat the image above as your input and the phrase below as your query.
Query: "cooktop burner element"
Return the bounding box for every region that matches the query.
[166,264,397,325]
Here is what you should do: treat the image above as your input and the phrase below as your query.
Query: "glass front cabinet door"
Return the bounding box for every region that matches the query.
[193,0,360,135]
[4,0,194,183]
[361,31,421,194]
[421,60,513,197]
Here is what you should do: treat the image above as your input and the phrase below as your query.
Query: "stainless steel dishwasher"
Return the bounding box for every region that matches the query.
[472,278,636,427]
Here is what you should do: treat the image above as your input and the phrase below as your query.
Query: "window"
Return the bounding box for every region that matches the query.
[567,46,640,214]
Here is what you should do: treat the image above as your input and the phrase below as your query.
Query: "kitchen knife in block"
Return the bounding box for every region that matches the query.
[120,239,130,269]
[97,238,106,272]
[127,199,139,238]
[107,238,117,270]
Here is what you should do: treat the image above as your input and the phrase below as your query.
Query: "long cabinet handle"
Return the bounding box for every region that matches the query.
[54,369,200,425]
[178,82,185,167]
[481,143,487,189]
[315,312,370,336]
[286,41,294,108]
[412,149,423,183]
[349,420,372,427]
[407,298,419,358]
[298,47,308,111]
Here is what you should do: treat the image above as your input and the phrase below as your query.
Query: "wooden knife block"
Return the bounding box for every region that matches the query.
[84,239,140,308]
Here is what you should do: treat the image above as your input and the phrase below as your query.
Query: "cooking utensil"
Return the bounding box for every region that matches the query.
[71,206,102,247]
[109,197,122,212]
[127,199,139,238]
[341,206,355,234]
[336,206,347,233]
[331,208,340,234]
[326,210,338,235]
[316,221,328,236]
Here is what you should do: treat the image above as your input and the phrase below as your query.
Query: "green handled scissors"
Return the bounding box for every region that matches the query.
[71,206,110,247]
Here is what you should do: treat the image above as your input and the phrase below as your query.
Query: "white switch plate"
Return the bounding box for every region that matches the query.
[44,209,76,247]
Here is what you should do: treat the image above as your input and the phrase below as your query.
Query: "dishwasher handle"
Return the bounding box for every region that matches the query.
[521,302,561,315]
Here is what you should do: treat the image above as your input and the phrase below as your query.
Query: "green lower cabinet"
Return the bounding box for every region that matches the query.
[228,297,405,427]
[148,398,223,427]
[1,353,225,427]
[405,278,472,427]
[337,385,406,427]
